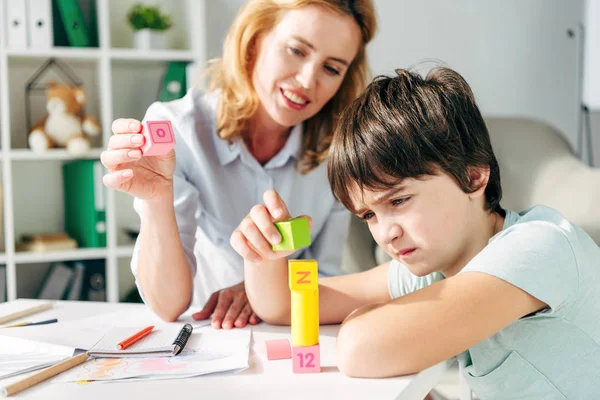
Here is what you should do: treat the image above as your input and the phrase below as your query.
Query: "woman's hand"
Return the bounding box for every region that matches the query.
[192,281,260,329]
[230,190,311,263]
[101,118,176,201]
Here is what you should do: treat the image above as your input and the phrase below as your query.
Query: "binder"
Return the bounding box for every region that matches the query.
[186,62,201,90]
[81,259,105,301]
[26,0,53,48]
[62,160,106,248]
[158,62,188,102]
[6,0,28,48]
[54,0,90,47]
[51,0,69,46]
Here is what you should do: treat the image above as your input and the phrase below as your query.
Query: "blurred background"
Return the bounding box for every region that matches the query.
[0,0,597,320]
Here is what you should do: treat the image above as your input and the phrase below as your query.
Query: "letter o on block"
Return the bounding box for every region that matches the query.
[140,120,176,156]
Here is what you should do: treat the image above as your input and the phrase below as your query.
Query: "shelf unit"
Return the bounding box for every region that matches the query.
[0,0,206,302]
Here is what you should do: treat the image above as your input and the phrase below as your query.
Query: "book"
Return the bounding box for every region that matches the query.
[0,266,6,303]
[63,160,106,248]
[88,325,192,358]
[66,261,85,300]
[37,262,74,300]
[17,233,77,252]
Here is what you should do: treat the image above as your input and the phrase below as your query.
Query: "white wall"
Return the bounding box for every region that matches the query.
[206,0,592,157]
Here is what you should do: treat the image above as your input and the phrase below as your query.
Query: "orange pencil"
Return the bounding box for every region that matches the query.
[117,326,154,350]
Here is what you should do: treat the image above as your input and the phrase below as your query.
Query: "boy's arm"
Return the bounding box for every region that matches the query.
[233,190,391,325]
[244,259,392,325]
[336,271,546,378]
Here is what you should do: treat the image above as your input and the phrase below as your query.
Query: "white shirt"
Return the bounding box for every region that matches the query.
[131,90,350,307]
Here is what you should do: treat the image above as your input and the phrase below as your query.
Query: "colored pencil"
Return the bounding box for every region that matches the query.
[117,325,154,350]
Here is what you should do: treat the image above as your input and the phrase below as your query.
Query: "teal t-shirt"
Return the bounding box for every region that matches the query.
[388,205,600,400]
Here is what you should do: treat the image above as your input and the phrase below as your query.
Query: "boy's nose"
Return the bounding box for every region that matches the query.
[377,218,403,246]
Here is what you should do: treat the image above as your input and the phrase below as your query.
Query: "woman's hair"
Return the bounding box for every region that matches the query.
[328,67,503,214]
[206,0,377,174]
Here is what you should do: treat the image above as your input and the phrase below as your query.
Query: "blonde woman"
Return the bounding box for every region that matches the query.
[101,0,377,328]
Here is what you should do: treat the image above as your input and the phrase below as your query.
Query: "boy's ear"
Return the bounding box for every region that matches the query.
[467,166,490,199]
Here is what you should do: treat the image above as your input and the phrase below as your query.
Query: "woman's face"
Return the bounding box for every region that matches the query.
[251,5,362,130]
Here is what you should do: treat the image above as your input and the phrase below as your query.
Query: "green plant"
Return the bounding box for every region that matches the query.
[126,3,173,32]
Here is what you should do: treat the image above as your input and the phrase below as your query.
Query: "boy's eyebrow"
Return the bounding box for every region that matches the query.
[353,186,408,215]
[290,35,350,66]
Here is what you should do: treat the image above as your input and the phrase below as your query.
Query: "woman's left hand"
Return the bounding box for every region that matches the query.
[192,281,260,329]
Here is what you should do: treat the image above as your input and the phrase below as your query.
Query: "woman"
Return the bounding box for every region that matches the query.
[101,0,377,328]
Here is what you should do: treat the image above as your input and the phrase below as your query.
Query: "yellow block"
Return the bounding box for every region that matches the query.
[291,289,319,346]
[288,259,318,291]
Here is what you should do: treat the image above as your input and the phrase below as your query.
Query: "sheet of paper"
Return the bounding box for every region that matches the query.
[53,327,251,383]
[0,336,74,380]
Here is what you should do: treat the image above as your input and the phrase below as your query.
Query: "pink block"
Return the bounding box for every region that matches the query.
[292,344,320,373]
[265,339,292,360]
[140,120,176,156]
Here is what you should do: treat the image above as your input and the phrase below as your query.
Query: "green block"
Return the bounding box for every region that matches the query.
[272,217,311,251]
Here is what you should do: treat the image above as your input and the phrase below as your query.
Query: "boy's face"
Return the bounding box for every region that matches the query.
[350,172,480,277]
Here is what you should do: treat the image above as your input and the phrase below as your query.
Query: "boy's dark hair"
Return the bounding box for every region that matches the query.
[328,67,503,214]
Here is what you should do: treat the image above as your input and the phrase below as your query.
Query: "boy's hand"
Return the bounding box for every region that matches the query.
[230,190,311,262]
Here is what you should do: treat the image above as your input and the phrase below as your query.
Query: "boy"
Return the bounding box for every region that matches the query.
[230,67,600,399]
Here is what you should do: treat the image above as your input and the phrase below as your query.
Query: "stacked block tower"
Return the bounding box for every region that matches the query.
[273,216,320,373]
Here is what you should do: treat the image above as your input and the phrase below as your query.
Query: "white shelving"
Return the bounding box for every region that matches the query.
[0,0,206,302]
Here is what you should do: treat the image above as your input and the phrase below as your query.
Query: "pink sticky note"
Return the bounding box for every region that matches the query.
[265,339,292,360]
[140,120,175,156]
[292,344,320,373]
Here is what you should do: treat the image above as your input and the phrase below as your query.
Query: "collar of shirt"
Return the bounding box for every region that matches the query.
[212,119,303,169]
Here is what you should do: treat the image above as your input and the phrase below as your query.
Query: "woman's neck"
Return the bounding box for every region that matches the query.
[243,108,292,165]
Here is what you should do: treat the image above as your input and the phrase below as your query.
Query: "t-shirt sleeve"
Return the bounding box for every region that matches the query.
[388,260,445,298]
[461,221,579,314]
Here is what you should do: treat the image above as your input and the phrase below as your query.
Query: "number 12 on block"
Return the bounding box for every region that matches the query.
[292,345,321,373]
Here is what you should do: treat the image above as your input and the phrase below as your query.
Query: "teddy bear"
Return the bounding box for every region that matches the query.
[28,81,101,155]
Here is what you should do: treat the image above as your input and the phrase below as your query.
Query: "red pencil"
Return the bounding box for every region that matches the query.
[117,325,154,350]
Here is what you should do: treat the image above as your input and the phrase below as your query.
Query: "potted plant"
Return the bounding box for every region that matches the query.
[127,3,173,50]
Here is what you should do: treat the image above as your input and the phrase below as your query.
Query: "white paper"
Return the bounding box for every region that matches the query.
[0,336,74,380]
[53,328,251,383]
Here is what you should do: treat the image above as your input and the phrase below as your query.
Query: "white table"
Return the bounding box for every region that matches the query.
[0,299,451,400]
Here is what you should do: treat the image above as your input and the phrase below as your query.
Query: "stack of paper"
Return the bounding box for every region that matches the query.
[53,327,252,383]
[0,336,75,380]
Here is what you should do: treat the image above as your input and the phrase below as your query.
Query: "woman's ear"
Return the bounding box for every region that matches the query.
[467,166,490,199]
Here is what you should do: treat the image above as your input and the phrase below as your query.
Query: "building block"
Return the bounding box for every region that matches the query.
[272,216,311,251]
[265,339,292,360]
[291,289,319,346]
[288,260,318,291]
[140,120,176,156]
[292,344,321,373]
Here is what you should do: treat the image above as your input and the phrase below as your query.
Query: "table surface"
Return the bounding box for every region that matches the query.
[0,299,449,400]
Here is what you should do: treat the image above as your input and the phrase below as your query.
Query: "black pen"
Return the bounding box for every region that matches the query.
[172,323,193,355]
